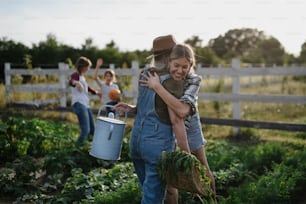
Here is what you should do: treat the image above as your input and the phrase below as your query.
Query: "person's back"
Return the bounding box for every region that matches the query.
[131,35,180,203]
[131,67,176,203]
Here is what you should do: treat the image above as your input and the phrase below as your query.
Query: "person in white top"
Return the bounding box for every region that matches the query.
[69,56,101,144]
[94,58,121,115]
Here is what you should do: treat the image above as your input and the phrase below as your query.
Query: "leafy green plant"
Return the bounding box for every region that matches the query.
[60,163,137,203]
[243,143,285,174]
[224,161,306,204]
[0,155,42,197]
[214,161,247,193]
[92,177,141,204]
[1,117,306,203]
[158,150,213,200]
[0,117,78,163]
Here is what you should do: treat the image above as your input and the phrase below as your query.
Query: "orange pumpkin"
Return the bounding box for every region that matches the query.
[109,89,121,101]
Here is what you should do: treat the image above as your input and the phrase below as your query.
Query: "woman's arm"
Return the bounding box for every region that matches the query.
[140,72,191,118]
[87,86,102,99]
[168,108,190,153]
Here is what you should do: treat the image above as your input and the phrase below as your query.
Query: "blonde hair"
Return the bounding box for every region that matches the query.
[103,69,117,82]
[75,56,92,73]
[169,43,196,73]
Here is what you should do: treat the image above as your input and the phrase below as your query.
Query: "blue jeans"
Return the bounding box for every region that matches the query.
[130,122,174,204]
[72,102,95,144]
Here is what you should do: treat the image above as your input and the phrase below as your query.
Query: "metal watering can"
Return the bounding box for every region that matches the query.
[90,105,127,160]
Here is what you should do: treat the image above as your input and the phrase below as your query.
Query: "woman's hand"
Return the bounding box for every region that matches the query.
[139,72,161,90]
[74,81,83,92]
[97,92,102,99]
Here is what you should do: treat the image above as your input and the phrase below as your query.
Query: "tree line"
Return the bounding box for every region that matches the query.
[1,27,306,83]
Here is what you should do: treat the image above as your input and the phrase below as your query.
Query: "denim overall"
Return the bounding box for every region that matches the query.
[130,70,175,204]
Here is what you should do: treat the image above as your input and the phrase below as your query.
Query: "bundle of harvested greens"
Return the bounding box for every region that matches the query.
[158,150,211,196]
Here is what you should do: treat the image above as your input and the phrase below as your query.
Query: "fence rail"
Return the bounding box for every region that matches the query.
[4,59,306,132]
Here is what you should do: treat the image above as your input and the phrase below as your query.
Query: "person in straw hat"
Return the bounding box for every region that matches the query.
[113,35,192,204]
[141,41,217,203]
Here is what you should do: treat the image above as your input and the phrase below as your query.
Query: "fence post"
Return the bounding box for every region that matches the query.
[232,58,240,135]
[131,61,139,104]
[5,63,11,105]
[58,63,67,109]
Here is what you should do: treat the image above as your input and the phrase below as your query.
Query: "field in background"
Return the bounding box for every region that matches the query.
[197,76,305,120]
[1,76,306,141]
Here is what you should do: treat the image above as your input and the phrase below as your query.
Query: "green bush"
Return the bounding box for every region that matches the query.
[224,161,306,204]
[0,117,78,163]
[1,117,305,203]
[93,177,141,204]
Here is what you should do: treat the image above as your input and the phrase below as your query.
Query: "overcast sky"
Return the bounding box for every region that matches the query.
[1,0,305,56]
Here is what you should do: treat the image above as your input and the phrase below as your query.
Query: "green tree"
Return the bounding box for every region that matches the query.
[30,33,79,67]
[194,46,221,66]
[82,37,96,50]
[298,41,306,65]
[121,51,139,67]
[244,37,285,65]
[31,33,60,65]
[208,28,267,60]
[0,37,29,64]
[106,40,117,49]
[184,35,221,66]
[184,35,203,47]
[0,37,29,82]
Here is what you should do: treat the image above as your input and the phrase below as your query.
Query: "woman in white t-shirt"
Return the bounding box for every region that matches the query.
[94,58,121,115]
[69,56,101,144]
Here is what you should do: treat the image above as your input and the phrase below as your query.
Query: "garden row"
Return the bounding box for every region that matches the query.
[0,117,305,203]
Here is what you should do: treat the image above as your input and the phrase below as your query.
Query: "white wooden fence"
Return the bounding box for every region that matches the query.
[4,59,306,132]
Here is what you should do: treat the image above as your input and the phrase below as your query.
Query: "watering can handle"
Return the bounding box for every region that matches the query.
[97,105,127,121]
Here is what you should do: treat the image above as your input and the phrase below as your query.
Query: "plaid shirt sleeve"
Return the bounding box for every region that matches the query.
[180,73,202,115]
